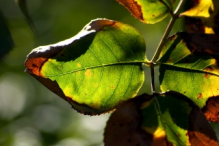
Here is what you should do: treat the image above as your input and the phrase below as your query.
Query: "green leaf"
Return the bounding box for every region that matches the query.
[15,0,37,34]
[116,0,174,24]
[183,0,219,34]
[158,32,219,122]
[0,12,14,59]
[180,0,213,17]
[104,92,218,146]
[25,18,147,115]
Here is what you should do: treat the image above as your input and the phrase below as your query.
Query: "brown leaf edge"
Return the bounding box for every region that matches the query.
[24,19,118,115]
[116,0,144,22]
[166,91,219,146]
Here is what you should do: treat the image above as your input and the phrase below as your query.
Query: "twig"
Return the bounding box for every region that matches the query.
[151,0,187,62]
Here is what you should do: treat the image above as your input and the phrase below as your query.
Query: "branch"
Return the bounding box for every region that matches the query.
[151,0,187,62]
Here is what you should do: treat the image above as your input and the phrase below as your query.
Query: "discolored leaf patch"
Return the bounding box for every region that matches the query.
[104,92,219,146]
[183,0,219,34]
[25,18,147,115]
[158,32,219,122]
[180,0,213,17]
[116,0,174,24]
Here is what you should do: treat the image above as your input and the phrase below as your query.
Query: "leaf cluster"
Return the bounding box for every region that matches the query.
[21,0,219,145]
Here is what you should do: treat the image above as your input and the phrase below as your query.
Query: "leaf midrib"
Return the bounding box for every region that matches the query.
[160,63,219,77]
[44,61,146,77]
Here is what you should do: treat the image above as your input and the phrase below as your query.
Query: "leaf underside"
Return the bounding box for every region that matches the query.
[104,92,218,146]
[158,32,219,122]
[25,18,147,115]
[116,0,173,24]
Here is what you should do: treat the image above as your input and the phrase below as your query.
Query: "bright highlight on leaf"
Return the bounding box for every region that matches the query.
[158,32,219,123]
[180,0,213,17]
[25,18,147,115]
[116,0,174,24]
[104,92,218,146]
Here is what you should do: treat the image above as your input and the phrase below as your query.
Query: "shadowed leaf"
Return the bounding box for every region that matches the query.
[116,0,174,24]
[158,32,219,123]
[104,92,218,146]
[25,18,147,115]
[183,0,219,34]
[104,94,152,146]
[15,0,37,34]
[0,12,14,59]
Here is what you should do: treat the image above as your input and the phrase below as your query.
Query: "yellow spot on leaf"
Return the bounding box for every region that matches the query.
[77,63,81,67]
[111,86,115,89]
[95,83,98,87]
[77,71,81,74]
[85,69,92,77]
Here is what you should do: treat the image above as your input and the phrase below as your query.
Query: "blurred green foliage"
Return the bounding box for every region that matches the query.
[1,0,218,146]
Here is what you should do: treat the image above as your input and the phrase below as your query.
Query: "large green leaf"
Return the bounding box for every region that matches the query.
[104,92,218,146]
[158,32,219,122]
[116,0,174,24]
[25,18,147,115]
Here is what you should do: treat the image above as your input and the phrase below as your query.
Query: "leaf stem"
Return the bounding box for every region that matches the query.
[151,0,187,62]
[150,64,155,94]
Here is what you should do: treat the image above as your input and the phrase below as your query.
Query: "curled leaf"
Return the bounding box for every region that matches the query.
[25,18,147,115]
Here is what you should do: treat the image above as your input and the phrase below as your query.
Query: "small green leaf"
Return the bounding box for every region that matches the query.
[158,32,219,122]
[0,12,14,59]
[180,0,213,17]
[116,0,174,24]
[104,92,218,146]
[25,18,147,115]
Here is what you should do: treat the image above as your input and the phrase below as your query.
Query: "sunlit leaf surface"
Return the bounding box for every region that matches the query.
[116,0,174,24]
[158,32,219,122]
[104,92,218,146]
[25,18,147,115]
